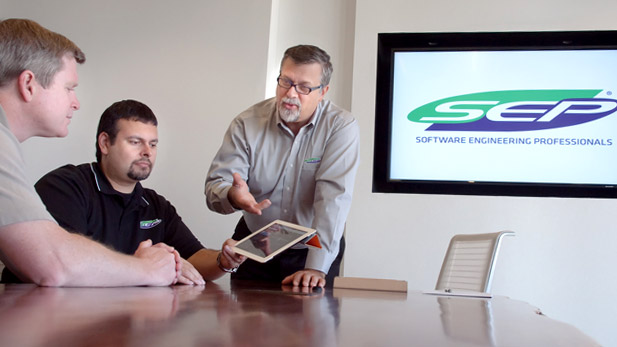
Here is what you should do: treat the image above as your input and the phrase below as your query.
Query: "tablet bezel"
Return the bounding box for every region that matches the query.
[232,220,316,263]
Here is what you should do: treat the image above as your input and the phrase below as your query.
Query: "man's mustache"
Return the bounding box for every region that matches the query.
[282,97,301,107]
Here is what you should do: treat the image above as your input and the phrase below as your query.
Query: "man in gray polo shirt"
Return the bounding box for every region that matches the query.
[0,18,179,286]
[205,45,360,288]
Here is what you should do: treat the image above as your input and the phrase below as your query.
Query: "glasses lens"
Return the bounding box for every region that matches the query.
[278,78,292,89]
[295,85,311,95]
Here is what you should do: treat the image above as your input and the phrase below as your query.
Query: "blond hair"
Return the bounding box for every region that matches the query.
[0,18,85,88]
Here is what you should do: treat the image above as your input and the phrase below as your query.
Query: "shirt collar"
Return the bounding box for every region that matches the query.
[89,162,148,206]
[0,105,9,128]
[274,98,324,133]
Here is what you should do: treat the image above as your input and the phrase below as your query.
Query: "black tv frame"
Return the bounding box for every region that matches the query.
[373,30,617,198]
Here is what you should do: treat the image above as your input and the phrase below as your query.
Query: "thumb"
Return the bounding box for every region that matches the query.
[138,239,153,248]
[232,172,245,187]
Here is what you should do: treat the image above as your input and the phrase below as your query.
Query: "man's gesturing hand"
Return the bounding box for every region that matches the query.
[228,172,271,215]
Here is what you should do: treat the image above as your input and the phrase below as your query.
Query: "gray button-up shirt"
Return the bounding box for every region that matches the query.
[205,97,360,273]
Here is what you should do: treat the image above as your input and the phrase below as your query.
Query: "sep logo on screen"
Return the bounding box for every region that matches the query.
[408,90,617,132]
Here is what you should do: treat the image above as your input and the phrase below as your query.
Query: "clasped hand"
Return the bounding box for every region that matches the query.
[134,239,181,286]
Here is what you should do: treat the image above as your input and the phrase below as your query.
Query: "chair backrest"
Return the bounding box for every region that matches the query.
[435,231,514,293]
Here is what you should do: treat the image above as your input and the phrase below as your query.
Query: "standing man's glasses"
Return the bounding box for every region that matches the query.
[277,77,322,95]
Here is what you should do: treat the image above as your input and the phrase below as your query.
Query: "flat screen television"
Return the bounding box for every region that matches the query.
[373,31,617,198]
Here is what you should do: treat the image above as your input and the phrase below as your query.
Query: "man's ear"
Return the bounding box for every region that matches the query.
[98,132,110,156]
[17,70,37,102]
[318,85,329,102]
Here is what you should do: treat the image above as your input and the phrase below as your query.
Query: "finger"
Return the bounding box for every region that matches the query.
[220,251,240,269]
[281,274,294,285]
[223,245,245,264]
[222,244,234,256]
[302,274,313,287]
[246,199,271,215]
[182,267,205,285]
[175,252,182,274]
[292,273,303,287]
[246,205,263,215]
[151,242,175,253]
[311,276,325,288]
[223,239,238,247]
[231,254,246,265]
[221,247,232,262]
[257,199,272,210]
[175,274,193,285]
[136,239,153,250]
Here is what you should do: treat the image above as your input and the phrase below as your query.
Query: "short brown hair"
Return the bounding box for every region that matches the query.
[0,18,85,88]
[95,100,158,162]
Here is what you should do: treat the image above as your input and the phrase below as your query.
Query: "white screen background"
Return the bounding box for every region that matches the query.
[390,50,617,184]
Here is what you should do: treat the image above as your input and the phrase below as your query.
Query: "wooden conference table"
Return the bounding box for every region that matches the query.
[0,280,597,347]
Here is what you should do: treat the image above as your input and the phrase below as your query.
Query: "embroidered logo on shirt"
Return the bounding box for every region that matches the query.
[304,157,321,164]
[140,219,162,229]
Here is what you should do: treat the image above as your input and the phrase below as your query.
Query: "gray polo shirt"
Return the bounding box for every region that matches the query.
[0,105,53,228]
[206,98,360,273]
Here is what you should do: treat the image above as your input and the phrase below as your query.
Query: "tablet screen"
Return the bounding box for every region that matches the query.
[233,220,316,263]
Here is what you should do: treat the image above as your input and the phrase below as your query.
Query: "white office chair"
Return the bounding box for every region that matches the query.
[435,231,514,293]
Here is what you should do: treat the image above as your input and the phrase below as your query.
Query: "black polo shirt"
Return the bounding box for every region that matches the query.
[37,162,205,256]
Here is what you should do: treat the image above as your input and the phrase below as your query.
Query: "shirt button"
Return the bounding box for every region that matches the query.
[286,187,290,191]
[290,164,294,167]
[283,209,288,213]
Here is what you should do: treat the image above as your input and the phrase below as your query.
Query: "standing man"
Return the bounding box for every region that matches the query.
[205,45,360,288]
[2,99,246,284]
[0,18,178,286]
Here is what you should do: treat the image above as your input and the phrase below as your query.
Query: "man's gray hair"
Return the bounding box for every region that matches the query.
[280,45,333,87]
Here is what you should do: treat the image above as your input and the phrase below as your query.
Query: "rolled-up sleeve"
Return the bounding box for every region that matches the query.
[205,117,251,215]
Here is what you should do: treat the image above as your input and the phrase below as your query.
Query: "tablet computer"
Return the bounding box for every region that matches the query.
[232,220,317,263]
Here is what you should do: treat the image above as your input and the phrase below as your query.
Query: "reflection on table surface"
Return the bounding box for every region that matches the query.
[0,280,598,347]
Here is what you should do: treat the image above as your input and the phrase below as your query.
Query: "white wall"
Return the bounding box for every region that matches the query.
[2,0,615,345]
[348,1,617,346]
[265,0,356,108]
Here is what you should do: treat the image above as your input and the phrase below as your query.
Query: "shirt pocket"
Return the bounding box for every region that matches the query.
[299,160,319,201]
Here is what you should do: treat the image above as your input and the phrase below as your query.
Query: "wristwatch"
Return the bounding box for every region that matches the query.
[217,252,238,273]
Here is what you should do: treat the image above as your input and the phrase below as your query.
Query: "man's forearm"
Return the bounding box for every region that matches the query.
[187,249,227,281]
[0,220,176,287]
[205,180,236,214]
[57,232,178,287]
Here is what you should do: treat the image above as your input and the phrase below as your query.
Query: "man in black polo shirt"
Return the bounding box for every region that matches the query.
[2,100,245,284]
